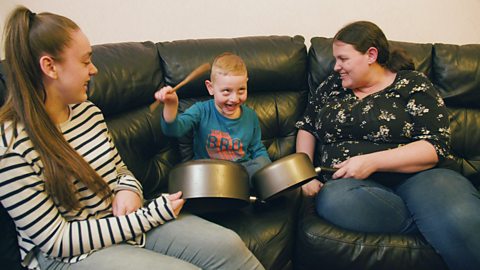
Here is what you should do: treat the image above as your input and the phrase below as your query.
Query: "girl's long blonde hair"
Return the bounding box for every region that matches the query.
[1,6,112,210]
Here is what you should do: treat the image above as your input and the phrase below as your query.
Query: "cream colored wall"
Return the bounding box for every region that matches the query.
[1,0,480,59]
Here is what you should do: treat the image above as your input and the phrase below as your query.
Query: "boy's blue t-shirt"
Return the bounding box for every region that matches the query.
[161,99,269,163]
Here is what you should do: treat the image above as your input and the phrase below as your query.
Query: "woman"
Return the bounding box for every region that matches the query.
[0,6,264,270]
[296,21,480,270]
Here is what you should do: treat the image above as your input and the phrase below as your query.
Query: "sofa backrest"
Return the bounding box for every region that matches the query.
[156,35,308,160]
[82,41,165,199]
[77,36,307,198]
[308,37,480,187]
[94,36,307,198]
[1,36,478,195]
[433,43,480,186]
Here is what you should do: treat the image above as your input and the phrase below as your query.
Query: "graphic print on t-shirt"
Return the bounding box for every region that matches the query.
[206,129,245,161]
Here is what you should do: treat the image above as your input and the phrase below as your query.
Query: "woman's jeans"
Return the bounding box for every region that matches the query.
[316,168,480,270]
[36,213,264,270]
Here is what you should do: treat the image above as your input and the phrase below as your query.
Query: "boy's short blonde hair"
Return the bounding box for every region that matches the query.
[210,52,247,81]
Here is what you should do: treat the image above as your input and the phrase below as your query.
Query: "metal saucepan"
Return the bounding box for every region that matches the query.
[252,152,337,201]
[168,159,250,213]
[168,153,337,212]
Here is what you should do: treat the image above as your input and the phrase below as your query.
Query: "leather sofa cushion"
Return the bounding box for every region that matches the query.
[90,41,170,198]
[449,107,480,187]
[0,203,24,270]
[432,44,480,186]
[91,41,163,115]
[153,36,309,269]
[433,43,480,108]
[295,197,448,270]
[156,36,309,162]
[156,36,308,98]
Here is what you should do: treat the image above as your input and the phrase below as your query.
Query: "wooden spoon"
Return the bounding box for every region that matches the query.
[149,62,211,112]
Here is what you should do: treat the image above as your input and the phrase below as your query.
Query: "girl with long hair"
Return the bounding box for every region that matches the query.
[0,6,263,270]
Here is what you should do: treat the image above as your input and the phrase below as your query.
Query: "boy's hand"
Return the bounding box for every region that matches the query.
[154,86,178,105]
[154,86,179,122]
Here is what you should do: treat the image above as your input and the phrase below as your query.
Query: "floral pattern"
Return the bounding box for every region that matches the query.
[296,70,452,171]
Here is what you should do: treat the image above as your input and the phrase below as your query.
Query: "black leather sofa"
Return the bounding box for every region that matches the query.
[1,35,479,270]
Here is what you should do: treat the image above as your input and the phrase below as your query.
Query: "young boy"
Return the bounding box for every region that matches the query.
[154,52,271,182]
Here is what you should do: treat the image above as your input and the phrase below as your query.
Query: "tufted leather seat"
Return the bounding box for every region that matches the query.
[87,36,308,270]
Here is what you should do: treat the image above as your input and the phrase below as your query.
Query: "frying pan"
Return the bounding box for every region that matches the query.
[168,159,250,213]
[168,153,337,212]
[252,152,336,201]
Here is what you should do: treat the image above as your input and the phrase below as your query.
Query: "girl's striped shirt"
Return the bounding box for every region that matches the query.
[0,101,175,269]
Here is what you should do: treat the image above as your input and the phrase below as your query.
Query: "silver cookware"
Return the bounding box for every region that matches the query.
[252,152,334,200]
[168,159,250,212]
[168,153,337,212]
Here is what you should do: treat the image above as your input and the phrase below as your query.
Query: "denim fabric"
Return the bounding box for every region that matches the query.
[315,168,480,270]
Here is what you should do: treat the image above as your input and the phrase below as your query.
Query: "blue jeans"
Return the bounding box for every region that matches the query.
[316,168,480,270]
[36,213,264,270]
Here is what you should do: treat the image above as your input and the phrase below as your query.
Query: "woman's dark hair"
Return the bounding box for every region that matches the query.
[334,21,414,72]
[0,6,112,210]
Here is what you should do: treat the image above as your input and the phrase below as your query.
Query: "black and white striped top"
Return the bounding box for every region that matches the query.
[0,101,175,269]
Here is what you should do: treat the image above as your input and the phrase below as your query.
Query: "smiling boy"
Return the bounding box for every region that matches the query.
[154,52,271,181]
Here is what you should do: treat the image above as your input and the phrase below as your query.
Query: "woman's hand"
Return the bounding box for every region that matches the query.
[112,190,143,216]
[167,191,185,217]
[332,155,376,180]
[332,141,439,180]
[301,179,323,197]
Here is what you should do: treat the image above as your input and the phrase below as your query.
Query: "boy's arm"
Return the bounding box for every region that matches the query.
[160,102,203,137]
[163,99,178,123]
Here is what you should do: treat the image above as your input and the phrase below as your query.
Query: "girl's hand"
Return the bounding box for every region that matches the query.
[167,191,185,217]
[112,190,143,216]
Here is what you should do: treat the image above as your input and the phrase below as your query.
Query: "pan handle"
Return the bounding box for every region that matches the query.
[314,166,338,174]
[249,196,264,204]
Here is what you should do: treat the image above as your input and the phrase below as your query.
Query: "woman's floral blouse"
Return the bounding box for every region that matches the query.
[296,70,452,176]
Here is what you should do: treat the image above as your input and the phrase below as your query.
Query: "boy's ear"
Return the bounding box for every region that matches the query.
[39,55,58,79]
[205,80,214,96]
